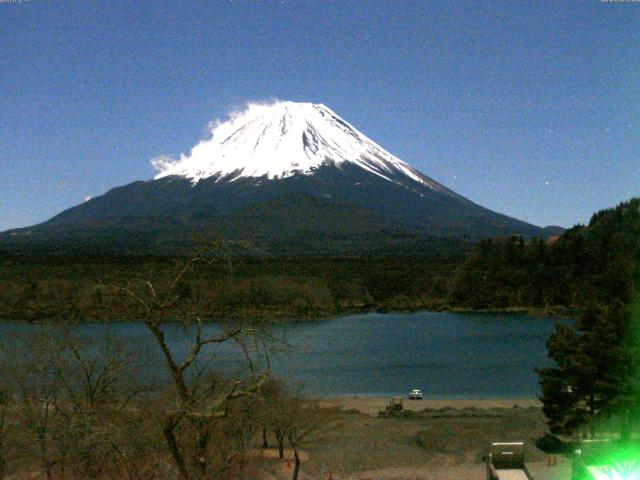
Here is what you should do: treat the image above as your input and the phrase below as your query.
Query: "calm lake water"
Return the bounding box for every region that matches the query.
[0,311,565,398]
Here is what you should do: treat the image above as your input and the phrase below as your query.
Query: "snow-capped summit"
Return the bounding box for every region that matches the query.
[153,101,450,195]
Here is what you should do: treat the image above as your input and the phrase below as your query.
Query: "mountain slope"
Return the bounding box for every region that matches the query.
[1,101,550,255]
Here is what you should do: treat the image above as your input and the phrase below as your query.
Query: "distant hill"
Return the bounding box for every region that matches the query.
[541,226,566,237]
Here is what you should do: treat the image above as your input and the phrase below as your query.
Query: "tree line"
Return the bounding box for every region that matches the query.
[0,254,462,322]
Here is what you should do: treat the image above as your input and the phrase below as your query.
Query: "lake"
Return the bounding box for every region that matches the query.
[0,311,564,399]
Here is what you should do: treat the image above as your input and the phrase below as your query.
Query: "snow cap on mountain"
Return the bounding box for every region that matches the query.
[151,101,448,193]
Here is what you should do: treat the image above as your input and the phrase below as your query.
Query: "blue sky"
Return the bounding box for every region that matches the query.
[1,0,638,230]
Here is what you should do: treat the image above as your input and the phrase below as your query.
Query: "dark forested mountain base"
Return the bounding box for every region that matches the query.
[1,198,637,322]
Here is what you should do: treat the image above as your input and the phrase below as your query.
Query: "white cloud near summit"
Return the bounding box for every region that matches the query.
[150,154,180,173]
[149,99,282,177]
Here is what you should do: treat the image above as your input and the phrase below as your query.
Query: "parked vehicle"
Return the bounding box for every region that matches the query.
[378,397,404,418]
[408,389,423,400]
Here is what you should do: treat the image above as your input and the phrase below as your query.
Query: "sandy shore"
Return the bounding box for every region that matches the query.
[320,396,541,417]
[259,396,568,480]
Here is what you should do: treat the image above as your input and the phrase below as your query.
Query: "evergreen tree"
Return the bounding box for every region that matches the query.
[538,302,639,439]
[537,198,640,440]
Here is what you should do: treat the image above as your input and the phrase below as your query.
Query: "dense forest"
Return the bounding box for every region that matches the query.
[1,198,638,322]
[450,197,640,310]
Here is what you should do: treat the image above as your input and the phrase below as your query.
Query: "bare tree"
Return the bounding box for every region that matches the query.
[262,390,328,480]
[5,333,64,480]
[0,328,152,480]
[111,247,272,480]
[283,397,326,480]
[257,378,287,457]
[52,331,150,479]
[0,389,9,480]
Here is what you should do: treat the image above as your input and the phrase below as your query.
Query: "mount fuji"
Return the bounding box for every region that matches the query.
[1,101,554,255]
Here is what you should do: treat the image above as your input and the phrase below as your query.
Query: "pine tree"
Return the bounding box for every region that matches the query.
[538,299,640,439]
[538,198,640,440]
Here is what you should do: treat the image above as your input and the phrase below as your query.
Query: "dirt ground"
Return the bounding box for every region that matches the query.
[262,397,572,480]
[320,396,543,417]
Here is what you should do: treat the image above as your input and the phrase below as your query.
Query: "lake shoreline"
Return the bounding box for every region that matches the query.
[198,303,576,323]
[320,396,542,417]
[0,304,576,324]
